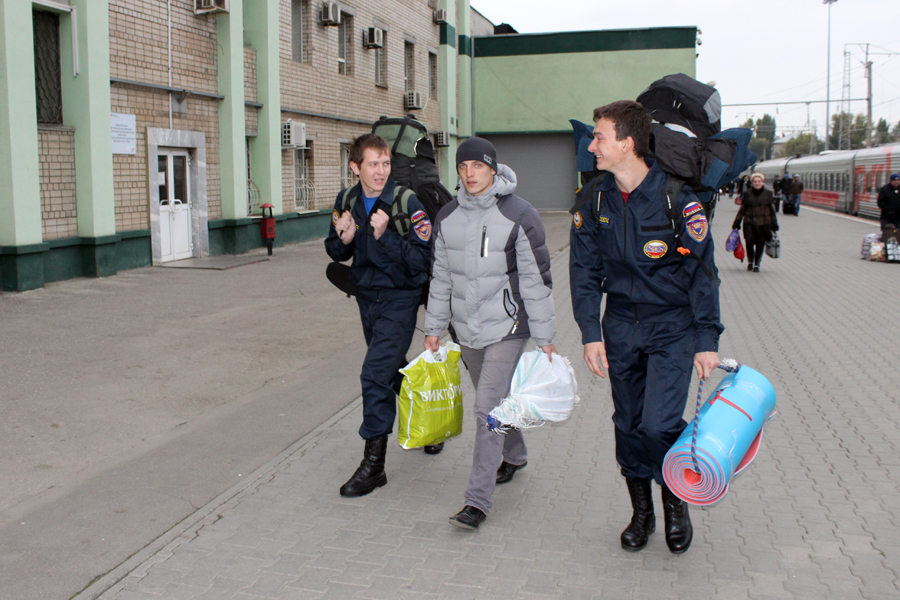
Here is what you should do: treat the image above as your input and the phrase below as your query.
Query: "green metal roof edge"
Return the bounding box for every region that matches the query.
[473,27,696,58]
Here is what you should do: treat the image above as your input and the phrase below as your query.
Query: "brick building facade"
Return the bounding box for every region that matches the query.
[1,0,481,290]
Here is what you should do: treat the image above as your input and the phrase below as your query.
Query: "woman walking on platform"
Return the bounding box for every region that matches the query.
[733,172,778,272]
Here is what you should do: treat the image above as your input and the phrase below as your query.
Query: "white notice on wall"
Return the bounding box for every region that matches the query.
[111,113,137,155]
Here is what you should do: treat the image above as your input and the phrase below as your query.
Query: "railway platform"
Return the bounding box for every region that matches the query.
[5,200,900,600]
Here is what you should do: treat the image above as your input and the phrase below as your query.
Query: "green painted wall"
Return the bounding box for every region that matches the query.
[244,0,282,214]
[63,0,116,239]
[217,3,248,220]
[0,0,42,247]
[473,28,697,134]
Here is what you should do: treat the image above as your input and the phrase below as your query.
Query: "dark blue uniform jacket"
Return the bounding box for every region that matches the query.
[569,160,723,354]
[324,177,431,292]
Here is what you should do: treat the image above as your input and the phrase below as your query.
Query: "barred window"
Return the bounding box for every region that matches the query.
[375,34,388,87]
[340,144,355,189]
[404,42,415,92]
[291,0,309,63]
[33,10,63,125]
[428,51,438,99]
[338,14,353,75]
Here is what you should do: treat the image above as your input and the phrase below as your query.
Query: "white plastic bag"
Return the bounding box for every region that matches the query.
[487,348,579,432]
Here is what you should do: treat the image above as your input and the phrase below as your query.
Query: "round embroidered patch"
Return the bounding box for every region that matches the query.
[332,209,340,225]
[414,219,432,241]
[573,211,583,229]
[643,240,668,259]
[686,215,708,242]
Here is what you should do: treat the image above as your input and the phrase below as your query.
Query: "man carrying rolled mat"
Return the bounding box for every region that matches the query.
[569,100,723,554]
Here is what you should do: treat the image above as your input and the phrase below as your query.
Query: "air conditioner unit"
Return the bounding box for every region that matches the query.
[282,120,307,148]
[194,0,229,15]
[364,27,383,49]
[404,91,424,110]
[433,9,448,24]
[434,131,451,147]
[321,2,341,26]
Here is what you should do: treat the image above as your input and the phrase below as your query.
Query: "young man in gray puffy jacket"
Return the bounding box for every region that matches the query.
[424,137,557,530]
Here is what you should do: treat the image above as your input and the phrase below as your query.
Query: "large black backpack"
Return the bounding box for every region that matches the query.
[636,73,757,225]
[371,115,454,225]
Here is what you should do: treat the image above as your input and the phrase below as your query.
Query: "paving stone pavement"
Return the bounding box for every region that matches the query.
[82,200,900,600]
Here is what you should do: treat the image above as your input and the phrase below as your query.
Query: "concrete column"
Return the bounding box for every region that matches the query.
[456,0,472,138]
[0,0,42,248]
[438,0,458,191]
[244,0,282,214]
[217,1,248,220]
[63,0,117,277]
[64,0,115,242]
[0,1,45,290]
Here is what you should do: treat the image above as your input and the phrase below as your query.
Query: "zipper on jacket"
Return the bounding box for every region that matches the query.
[623,201,635,307]
[480,226,487,257]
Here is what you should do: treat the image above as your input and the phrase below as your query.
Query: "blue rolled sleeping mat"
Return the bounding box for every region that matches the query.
[663,365,777,506]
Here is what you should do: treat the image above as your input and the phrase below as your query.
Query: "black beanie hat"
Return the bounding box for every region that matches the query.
[456,137,497,170]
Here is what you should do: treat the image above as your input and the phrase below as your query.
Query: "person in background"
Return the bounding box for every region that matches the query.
[877,174,900,232]
[789,174,804,215]
[424,137,557,531]
[733,172,779,273]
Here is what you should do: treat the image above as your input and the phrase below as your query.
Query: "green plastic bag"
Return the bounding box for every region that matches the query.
[398,342,463,449]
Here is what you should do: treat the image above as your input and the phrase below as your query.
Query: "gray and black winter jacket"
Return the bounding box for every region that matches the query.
[424,164,556,350]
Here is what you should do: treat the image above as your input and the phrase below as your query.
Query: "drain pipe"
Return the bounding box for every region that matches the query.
[167,0,173,129]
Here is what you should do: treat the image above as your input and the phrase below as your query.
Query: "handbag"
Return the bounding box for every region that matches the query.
[765,232,781,259]
[397,343,464,449]
[734,239,745,262]
[725,229,740,252]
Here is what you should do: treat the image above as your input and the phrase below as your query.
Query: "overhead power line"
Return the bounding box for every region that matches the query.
[722,99,868,107]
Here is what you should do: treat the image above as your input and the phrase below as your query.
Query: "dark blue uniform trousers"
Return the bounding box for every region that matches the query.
[602,316,696,485]
[356,289,421,440]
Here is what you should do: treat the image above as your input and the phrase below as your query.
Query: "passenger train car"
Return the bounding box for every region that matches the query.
[755,143,900,218]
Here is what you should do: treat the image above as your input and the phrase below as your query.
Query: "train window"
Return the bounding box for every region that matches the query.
[866,174,873,193]
[830,173,835,191]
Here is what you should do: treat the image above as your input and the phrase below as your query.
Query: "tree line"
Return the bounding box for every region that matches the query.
[739,114,900,159]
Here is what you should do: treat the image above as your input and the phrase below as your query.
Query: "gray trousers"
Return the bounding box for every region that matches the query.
[460,338,528,513]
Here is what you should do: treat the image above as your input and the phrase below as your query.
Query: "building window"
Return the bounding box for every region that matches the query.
[291,0,309,63]
[33,10,63,125]
[294,144,315,210]
[428,51,438,99]
[404,42,415,92]
[340,144,356,189]
[337,13,353,75]
[375,33,388,87]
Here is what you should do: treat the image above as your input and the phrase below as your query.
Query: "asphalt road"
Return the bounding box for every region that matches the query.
[0,211,574,600]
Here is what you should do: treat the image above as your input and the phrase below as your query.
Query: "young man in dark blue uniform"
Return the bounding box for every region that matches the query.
[570,101,724,554]
[325,134,434,497]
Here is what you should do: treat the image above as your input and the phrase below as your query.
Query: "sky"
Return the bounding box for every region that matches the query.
[470,0,900,141]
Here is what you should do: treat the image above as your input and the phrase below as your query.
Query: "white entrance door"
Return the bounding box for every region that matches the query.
[158,150,193,262]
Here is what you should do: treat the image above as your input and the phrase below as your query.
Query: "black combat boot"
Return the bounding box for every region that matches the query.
[621,479,655,551]
[661,484,693,554]
[339,436,388,497]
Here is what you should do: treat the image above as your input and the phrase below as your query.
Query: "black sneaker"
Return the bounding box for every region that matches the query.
[423,442,444,455]
[753,266,760,272]
[747,263,753,271]
[496,460,527,484]
[449,505,486,530]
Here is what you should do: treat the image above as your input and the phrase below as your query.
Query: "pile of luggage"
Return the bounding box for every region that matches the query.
[861,226,900,262]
